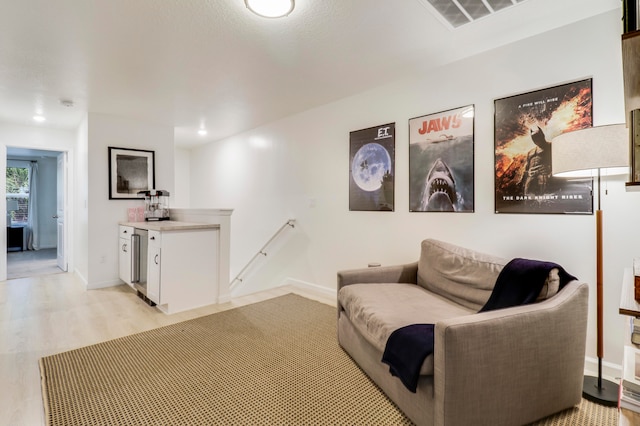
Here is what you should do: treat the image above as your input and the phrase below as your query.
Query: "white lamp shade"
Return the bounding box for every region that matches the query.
[551,124,629,178]
[245,0,294,18]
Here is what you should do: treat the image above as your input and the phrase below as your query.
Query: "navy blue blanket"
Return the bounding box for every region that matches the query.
[381,258,576,392]
[479,258,576,312]
[381,323,434,392]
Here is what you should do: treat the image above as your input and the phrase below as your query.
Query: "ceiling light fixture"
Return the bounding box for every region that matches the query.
[245,0,295,18]
[198,129,208,136]
[33,115,46,122]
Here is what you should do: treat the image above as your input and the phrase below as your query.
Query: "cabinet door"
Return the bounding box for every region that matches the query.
[118,236,132,286]
[147,245,161,304]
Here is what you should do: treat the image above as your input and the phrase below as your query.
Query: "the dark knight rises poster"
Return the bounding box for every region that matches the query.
[494,79,594,214]
[349,123,395,211]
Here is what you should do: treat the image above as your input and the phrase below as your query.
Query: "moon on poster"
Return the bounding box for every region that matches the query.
[351,143,392,192]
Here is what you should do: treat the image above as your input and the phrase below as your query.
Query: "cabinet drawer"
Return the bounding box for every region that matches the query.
[119,225,134,238]
[148,230,161,245]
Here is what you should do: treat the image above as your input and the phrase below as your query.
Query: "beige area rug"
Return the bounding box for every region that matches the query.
[40,293,617,426]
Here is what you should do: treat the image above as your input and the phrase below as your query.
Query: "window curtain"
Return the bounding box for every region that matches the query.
[26,161,38,250]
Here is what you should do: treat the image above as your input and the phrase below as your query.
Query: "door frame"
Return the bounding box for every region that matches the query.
[56,152,68,272]
[1,146,74,281]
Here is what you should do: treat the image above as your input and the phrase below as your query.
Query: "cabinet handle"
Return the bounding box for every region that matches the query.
[154,254,159,265]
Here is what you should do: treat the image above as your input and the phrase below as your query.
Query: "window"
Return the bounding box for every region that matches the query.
[6,166,29,224]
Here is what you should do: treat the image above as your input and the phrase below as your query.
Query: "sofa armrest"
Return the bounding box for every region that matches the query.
[337,261,418,290]
[433,280,588,426]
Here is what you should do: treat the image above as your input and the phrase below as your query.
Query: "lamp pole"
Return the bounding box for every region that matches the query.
[582,169,618,405]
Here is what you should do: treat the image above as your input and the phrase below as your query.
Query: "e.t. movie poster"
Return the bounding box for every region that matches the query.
[409,105,474,212]
[494,79,594,214]
[349,123,395,211]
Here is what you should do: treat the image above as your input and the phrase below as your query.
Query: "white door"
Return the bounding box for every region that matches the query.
[56,153,67,271]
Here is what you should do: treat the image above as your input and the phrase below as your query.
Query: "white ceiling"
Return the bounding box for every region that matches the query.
[0,0,621,148]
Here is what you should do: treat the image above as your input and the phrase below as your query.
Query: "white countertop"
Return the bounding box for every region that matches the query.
[119,220,219,231]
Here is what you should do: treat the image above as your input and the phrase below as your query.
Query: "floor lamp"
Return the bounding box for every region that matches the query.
[551,124,629,406]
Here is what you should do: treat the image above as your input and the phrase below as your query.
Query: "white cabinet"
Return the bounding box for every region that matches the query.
[118,226,134,287]
[153,228,218,314]
[146,231,161,304]
[118,222,219,314]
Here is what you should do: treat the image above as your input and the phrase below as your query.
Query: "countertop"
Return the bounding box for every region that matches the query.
[119,221,219,231]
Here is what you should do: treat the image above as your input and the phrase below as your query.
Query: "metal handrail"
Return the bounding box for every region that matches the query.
[230,219,295,289]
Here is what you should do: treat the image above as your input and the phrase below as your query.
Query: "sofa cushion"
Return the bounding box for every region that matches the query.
[536,267,561,301]
[417,239,508,311]
[338,283,474,375]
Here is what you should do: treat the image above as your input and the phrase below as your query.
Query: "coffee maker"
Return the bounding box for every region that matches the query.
[138,190,170,221]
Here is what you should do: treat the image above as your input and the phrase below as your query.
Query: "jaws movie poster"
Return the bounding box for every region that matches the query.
[409,105,474,212]
[494,79,593,214]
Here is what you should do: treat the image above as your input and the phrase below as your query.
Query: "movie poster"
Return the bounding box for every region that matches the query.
[349,123,395,211]
[409,105,474,212]
[494,79,593,214]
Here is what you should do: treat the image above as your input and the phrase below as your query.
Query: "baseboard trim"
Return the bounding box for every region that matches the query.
[280,278,336,298]
[86,278,123,290]
[583,356,621,383]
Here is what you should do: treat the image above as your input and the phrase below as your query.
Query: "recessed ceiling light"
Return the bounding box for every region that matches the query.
[33,115,46,122]
[198,129,208,136]
[245,0,294,18]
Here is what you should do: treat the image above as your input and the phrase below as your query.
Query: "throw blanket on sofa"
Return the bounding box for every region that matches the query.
[381,323,434,392]
[381,258,576,392]
[479,258,576,312]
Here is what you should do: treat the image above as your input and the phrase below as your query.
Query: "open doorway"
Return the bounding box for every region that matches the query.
[6,147,67,279]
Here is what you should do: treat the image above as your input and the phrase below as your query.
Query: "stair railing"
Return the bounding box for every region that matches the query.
[230,219,295,290]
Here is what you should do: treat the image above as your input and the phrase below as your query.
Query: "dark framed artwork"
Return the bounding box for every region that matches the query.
[349,123,395,211]
[108,147,155,200]
[409,105,475,212]
[494,79,593,214]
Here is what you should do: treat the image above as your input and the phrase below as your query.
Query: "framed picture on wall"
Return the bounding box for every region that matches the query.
[349,123,395,211]
[108,147,155,199]
[494,79,593,214]
[409,105,475,212]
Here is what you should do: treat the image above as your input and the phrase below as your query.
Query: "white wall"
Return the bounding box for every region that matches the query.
[86,113,174,288]
[173,147,191,208]
[185,10,633,376]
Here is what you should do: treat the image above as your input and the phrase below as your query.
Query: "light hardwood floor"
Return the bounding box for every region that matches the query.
[0,272,336,426]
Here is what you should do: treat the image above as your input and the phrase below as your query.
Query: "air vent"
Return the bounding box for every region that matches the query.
[417,0,527,29]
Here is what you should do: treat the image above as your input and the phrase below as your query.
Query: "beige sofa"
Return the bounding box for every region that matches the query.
[337,239,589,426]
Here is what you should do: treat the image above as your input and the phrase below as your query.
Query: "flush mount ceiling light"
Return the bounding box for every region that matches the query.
[245,0,294,18]
[33,115,46,122]
[198,128,208,136]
